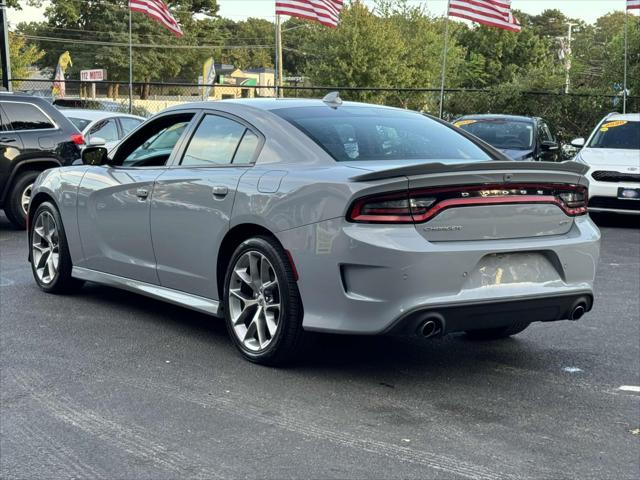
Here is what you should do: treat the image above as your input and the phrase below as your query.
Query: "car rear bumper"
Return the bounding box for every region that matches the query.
[277,215,600,334]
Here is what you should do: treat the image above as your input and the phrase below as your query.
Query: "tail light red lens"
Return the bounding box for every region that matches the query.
[70,133,85,145]
[348,183,588,224]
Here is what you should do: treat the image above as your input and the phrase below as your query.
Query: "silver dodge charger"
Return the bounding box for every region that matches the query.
[27,97,601,365]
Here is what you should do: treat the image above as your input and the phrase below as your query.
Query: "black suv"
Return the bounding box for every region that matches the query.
[0,94,83,228]
[452,114,561,162]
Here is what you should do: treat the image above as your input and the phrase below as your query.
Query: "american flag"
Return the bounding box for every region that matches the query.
[628,0,640,10]
[275,0,344,28]
[448,0,521,32]
[129,0,183,36]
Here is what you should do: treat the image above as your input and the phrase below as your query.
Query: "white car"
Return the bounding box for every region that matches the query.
[571,113,640,215]
[60,109,145,150]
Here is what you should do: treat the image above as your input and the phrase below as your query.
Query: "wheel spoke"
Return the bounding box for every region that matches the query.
[232,304,254,327]
[249,252,261,289]
[260,256,271,287]
[230,287,256,305]
[256,313,267,347]
[234,268,253,289]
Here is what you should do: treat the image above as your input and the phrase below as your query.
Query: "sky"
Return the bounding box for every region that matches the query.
[6,0,633,26]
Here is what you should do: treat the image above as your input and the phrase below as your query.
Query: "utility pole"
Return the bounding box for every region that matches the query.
[0,0,12,92]
[564,22,577,94]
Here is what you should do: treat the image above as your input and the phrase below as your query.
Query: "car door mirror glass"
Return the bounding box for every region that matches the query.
[82,146,109,166]
[570,138,585,148]
[541,140,559,151]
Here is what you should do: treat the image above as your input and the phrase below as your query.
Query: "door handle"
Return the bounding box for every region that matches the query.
[136,188,149,199]
[0,137,16,143]
[212,186,228,197]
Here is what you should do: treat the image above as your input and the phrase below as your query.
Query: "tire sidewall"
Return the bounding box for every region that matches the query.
[7,171,40,229]
[223,237,298,363]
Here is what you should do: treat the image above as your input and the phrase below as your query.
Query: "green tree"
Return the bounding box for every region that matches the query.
[0,32,45,87]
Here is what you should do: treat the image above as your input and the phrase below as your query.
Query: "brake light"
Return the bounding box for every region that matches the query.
[70,133,85,145]
[347,184,588,224]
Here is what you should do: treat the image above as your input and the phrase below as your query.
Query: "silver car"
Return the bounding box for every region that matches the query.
[59,109,145,151]
[27,98,601,365]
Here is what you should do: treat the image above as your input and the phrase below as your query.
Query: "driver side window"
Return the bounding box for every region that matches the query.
[112,113,194,168]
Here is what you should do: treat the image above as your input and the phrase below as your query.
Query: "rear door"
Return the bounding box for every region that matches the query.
[150,111,262,299]
[0,105,24,197]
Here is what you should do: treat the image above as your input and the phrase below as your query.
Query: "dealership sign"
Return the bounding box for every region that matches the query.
[80,69,106,81]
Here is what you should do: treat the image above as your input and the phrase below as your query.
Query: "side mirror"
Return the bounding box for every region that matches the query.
[87,136,106,147]
[541,141,559,151]
[570,138,585,148]
[82,146,109,166]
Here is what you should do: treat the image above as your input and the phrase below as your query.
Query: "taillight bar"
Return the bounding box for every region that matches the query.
[70,133,85,145]
[348,183,588,224]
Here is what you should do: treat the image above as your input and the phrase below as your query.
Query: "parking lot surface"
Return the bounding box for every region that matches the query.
[1,212,638,480]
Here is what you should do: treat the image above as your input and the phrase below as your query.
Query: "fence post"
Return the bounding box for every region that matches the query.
[0,1,11,92]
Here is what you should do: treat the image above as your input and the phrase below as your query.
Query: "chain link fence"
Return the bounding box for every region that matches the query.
[10,78,638,141]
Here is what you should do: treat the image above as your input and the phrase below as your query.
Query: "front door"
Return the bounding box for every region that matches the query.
[76,112,195,284]
[150,112,263,299]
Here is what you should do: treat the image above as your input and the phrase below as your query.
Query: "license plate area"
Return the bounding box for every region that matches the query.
[463,252,561,289]
[618,187,640,200]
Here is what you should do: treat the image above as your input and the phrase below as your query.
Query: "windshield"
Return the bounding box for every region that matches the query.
[68,117,91,131]
[273,106,493,162]
[454,119,534,150]
[588,120,640,149]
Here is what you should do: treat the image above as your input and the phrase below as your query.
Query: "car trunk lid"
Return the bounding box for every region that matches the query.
[349,161,589,242]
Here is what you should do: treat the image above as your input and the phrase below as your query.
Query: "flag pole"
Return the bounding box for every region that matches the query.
[275,14,283,98]
[438,13,450,119]
[623,8,628,114]
[128,5,133,114]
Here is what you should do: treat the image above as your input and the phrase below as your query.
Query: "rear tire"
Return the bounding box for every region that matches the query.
[223,236,304,366]
[29,201,84,294]
[465,321,530,340]
[5,170,40,229]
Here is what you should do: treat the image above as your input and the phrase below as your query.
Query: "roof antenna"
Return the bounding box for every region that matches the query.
[322,91,342,109]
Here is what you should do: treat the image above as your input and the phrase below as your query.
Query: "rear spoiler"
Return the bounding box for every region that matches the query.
[350,161,589,182]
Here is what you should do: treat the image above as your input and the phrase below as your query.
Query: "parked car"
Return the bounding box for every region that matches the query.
[0,93,83,229]
[60,109,145,151]
[453,114,561,161]
[28,97,599,365]
[54,98,151,117]
[571,113,640,215]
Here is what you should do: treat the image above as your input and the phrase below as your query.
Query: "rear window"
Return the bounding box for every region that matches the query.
[272,106,492,162]
[68,117,91,131]
[454,118,534,150]
[588,120,640,150]
[1,102,55,130]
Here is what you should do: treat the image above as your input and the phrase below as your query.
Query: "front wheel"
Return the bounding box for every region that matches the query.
[465,321,530,340]
[29,202,84,293]
[223,236,304,366]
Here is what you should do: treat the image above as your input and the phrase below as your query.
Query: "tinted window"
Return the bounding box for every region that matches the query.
[455,118,534,150]
[274,107,492,162]
[119,116,192,167]
[588,120,640,150]
[539,122,554,143]
[120,117,143,135]
[233,130,260,164]
[181,115,246,166]
[88,119,119,143]
[2,102,55,130]
[69,117,91,131]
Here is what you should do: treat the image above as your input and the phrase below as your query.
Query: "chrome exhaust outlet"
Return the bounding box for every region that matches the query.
[420,317,443,338]
[569,303,587,321]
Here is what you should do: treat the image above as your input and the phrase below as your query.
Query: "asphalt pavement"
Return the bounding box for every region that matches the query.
[1,212,639,480]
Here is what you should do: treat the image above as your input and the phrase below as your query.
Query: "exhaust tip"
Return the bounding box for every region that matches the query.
[569,303,586,321]
[420,317,443,338]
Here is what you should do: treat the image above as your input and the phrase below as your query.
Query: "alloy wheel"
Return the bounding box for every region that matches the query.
[21,183,33,217]
[31,211,60,284]
[228,251,281,351]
